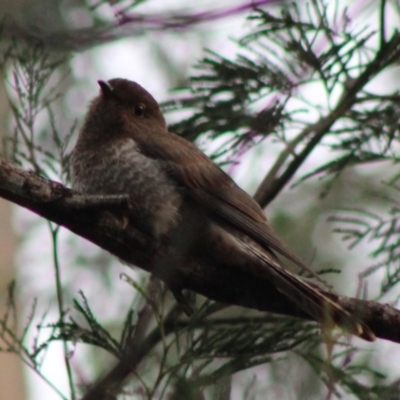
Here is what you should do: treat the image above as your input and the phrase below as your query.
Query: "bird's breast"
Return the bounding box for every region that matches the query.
[71,138,183,238]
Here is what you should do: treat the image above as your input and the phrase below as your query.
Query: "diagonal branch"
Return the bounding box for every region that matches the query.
[0,157,399,345]
[254,31,400,207]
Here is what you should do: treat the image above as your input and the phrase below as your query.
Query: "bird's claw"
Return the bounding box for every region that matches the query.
[171,289,193,317]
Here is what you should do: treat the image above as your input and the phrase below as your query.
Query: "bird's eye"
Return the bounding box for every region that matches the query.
[134,104,145,117]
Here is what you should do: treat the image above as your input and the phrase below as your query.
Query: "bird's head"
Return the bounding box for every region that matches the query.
[81,78,168,143]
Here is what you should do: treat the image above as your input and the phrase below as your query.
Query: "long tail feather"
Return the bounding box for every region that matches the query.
[239,241,375,342]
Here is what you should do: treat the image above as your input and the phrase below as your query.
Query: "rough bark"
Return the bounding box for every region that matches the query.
[0,157,399,343]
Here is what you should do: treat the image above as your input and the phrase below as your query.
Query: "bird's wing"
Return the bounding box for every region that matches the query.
[137,132,313,274]
[136,132,376,341]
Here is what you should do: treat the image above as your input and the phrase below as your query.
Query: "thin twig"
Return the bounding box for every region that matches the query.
[49,224,76,400]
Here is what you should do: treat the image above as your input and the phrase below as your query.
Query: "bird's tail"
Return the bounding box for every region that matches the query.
[240,241,376,342]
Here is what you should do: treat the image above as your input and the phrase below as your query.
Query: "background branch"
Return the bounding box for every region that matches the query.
[254,30,400,207]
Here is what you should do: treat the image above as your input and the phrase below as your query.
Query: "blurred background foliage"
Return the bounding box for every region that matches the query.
[1,0,400,399]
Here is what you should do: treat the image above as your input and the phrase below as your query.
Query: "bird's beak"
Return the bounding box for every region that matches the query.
[97,80,114,96]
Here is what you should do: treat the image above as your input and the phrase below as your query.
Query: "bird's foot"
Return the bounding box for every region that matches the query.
[171,288,193,317]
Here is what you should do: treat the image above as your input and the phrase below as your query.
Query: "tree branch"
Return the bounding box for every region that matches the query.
[254,31,400,207]
[2,1,280,51]
[0,157,399,345]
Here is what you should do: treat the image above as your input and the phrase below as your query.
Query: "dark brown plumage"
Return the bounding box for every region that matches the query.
[71,78,375,341]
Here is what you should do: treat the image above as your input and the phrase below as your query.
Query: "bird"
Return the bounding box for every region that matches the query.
[71,78,375,341]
